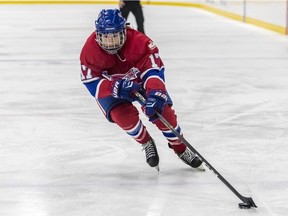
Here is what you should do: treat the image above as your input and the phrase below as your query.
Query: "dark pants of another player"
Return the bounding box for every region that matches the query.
[120,1,145,34]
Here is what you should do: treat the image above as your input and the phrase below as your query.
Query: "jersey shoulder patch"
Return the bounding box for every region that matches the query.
[148,41,157,50]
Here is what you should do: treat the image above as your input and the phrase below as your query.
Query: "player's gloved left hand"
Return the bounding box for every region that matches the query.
[144,90,167,121]
[111,79,141,102]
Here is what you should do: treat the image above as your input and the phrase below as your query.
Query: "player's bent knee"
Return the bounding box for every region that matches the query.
[110,103,139,128]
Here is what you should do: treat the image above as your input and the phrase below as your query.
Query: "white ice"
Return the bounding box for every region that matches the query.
[1,4,288,216]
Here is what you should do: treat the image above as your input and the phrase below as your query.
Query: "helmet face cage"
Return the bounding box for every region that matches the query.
[96,29,126,54]
[95,9,127,54]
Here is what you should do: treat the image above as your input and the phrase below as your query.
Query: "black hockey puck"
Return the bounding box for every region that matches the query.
[238,202,252,209]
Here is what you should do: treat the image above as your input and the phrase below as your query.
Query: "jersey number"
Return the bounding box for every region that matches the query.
[149,53,160,69]
[81,65,92,80]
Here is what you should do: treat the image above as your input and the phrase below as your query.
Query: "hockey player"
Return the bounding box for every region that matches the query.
[80,9,203,170]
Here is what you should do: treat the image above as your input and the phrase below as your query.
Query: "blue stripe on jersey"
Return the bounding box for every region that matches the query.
[83,80,100,97]
[142,68,165,84]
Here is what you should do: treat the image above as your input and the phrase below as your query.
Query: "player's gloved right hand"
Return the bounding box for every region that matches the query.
[144,90,167,121]
[111,79,141,102]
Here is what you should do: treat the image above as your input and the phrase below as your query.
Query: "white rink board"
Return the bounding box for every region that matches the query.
[148,0,288,27]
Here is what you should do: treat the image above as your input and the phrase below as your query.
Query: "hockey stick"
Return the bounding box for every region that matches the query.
[135,92,257,209]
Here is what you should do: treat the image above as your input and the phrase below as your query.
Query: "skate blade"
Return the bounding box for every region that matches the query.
[196,164,206,171]
[154,165,160,172]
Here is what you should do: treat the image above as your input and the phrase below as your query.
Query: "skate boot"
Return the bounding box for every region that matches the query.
[177,147,204,170]
[142,139,159,170]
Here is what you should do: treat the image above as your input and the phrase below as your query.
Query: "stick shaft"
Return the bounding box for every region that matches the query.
[135,92,256,206]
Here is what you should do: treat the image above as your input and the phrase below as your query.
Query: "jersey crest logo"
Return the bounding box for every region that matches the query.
[123,67,140,80]
[101,67,140,81]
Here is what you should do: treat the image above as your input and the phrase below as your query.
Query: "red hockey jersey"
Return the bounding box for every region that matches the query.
[80,28,166,98]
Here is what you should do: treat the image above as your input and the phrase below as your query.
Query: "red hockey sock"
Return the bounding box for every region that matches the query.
[169,142,186,154]
[110,103,151,144]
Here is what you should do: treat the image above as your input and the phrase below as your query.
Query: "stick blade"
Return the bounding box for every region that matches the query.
[239,197,257,209]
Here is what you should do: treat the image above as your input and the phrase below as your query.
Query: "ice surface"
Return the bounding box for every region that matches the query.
[1,4,288,216]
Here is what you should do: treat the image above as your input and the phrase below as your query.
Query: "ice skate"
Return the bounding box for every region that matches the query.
[177,148,205,171]
[142,139,159,171]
